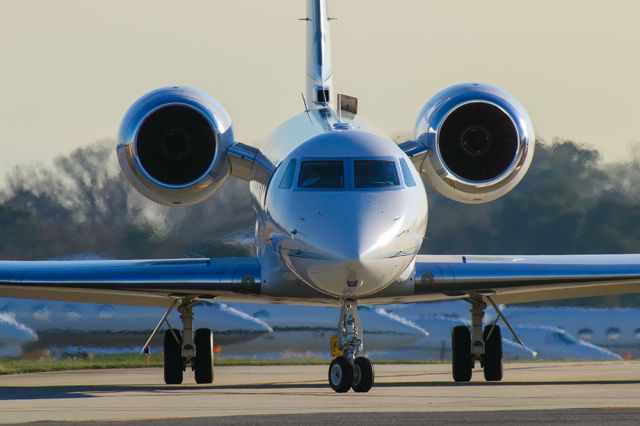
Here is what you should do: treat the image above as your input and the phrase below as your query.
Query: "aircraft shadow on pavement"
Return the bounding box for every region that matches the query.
[2,379,640,400]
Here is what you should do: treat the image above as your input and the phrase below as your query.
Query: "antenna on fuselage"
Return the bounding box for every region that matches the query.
[301,92,313,124]
[301,92,310,112]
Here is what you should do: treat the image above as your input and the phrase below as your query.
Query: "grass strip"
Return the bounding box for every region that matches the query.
[0,354,450,375]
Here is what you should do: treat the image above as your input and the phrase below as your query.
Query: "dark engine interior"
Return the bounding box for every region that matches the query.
[136,105,217,186]
[438,102,518,182]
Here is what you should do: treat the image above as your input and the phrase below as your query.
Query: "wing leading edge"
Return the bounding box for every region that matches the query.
[0,258,261,307]
[410,254,640,304]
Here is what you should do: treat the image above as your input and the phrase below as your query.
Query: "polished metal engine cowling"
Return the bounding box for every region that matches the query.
[117,86,234,205]
[414,83,535,204]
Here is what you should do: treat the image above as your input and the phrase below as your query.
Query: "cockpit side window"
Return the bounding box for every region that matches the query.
[399,158,417,187]
[354,160,400,189]
[279,159,297,189]
[549,331,577,345]
[298,160,345,189]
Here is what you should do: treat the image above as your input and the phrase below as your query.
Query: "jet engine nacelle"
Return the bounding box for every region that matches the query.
[414,83,535,204]
[117,86,234,205]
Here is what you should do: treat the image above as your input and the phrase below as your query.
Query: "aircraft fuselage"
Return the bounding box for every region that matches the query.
[251,109,428,300]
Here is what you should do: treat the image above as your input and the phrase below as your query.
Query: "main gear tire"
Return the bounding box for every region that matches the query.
[483,325,503,382]
[452,325,472,382]
[163,329,183,385]
[194,328,214,384]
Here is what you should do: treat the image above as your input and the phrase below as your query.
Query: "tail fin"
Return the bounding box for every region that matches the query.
[304,0,334,109]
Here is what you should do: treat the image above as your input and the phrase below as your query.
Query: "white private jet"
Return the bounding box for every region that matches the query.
[220,303,427,357]
[499,306,640,358]
[0,298,272,358]
[377,304,622,361]
[1,0,640,393]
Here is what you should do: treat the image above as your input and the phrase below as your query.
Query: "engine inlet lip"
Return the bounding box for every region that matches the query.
[132,102,219,190]
[434,100,521,187]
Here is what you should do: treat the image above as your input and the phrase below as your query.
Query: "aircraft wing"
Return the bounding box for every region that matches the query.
[0,258,261,307]
[412,254,640,304]
[2,254,639,308]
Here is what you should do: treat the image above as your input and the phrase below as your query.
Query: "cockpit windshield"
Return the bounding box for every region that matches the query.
[298,160,345,189]
[291,158,405,191]
[550,331,577,345]
[354,160,400,188]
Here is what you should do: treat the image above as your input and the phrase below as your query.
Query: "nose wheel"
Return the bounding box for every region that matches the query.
[328,356,353,393]
[352,356,374,392]
[328,299,375,393]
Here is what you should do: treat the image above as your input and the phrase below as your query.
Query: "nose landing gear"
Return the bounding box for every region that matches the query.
[328,298,375,393]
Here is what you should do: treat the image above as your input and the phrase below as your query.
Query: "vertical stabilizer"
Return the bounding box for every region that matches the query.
[305,0,334,108]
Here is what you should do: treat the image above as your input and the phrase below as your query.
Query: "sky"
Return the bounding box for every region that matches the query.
[0,0,638,174]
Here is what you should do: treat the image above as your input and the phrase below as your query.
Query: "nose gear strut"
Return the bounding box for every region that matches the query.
[328,298,374,393]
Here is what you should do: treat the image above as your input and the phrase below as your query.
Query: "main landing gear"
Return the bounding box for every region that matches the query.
[451,296,503,383]
[328,299,375,393]
[143,298,215,385]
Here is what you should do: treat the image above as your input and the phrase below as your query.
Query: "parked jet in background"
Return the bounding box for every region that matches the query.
[222,303,427,357]
[507,325,621,360]
[0,299,426,359]
[375,307,620,361]
[503,307,640,359]
[0,298,271,357]
[1,0,640,393]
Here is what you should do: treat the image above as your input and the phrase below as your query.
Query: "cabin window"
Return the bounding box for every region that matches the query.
[279,159,297,189]
[577,327,594,341]
[354,160,400,189]
[606,327,621,341]
[298,160,344,189]
[399,158,416,187]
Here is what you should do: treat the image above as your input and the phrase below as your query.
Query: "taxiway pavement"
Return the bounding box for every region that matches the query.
[0,362,638,423]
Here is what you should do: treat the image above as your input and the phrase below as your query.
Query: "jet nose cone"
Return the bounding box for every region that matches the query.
[329,239,381,287]
[300,238,415,297]
[279,191,424,297]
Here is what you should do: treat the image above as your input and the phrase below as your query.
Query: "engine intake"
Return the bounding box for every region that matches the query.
[117,87,233,205]
[414,83,534,203]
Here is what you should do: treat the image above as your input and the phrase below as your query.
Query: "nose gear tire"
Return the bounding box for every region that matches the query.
[352,357,374,392]
[329,356,353,393]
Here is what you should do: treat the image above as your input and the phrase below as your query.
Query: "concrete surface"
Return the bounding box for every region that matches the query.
[0,362,638,423]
